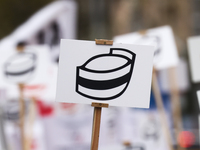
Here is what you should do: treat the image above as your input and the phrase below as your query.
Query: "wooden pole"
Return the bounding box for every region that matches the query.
[16,42,27,150]
[168,67,184,150]
[152,70,174,150]
[90,39,110,150]
[0,89,8,150]
[91,103,108,150]
[0,107,7,150]
[18,83,26,150]
[91,107,102,150]
[26,97,36,150]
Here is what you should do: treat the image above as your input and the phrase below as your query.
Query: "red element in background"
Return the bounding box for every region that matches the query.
[31,139,36,150]
[60,103,76,109]
[36,100,54,117]
[178,131,195,148]
[24,85,46,90]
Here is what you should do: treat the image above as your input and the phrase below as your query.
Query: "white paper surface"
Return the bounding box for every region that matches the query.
[120,109,170,150]
[114,25,179,70]
[56,39,154,108]
[99,107,123,146]
[197,91,200,109]
[199,115,200,146]
[44,104,92,150]
[0,0,77,64]
[6,0,77,44]
[99,109,170,150]
[0,45,57,101]
[158,58,190,93]
[187,36,200,83]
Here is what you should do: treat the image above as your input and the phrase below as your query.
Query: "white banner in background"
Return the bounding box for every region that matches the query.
[99,107,124,147]
[114,25,179,70]
[0,0,77,64]
[187,36,200,83]
[158,58,190,93]
[99,109,170,150]
[199,115,200,147]
[121,109,169,150]
[44,104,93,150]
[197,91,200,109]
[56,39,154,108]
[0,45,57,101]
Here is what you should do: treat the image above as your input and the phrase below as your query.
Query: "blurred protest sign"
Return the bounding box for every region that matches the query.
[98,109,170,150]
[114,26,181,150]
[0,0,77,63]
[121,109,170,150]
[187,36,200,83]
[197,91,200,147]
[159,58,190,93]
[197,91,200,109]
[0,45,57,101]
[56,39,154,108]
[0,89,7,150]
[56,39,154,150]
[97,107,124,149]
[114,25,179,70]
[44,104,93,150]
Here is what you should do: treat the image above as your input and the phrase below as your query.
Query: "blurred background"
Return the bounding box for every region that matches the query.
[0,0,200,150]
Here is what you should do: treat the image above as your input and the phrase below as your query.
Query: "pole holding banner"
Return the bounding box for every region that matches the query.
[90,39,112,150]
[16,43,26,150]
[167,67,185,150]
[18,83,26,150]
[95,39,113,45]
[136,30,174,150]
[91,102,109,150]
[26,97,36,150]
[138,28,183,150]
[152,69,174,150]
[0,89,8,150]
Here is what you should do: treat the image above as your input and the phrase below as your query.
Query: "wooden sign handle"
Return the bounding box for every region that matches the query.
[167,67,185,150]
[18,83,26,150]
[91,107,101,150]
[26,97,36,150]
[95,39,113,45]
[152,70,174,150]
[91,103,108,150]
[90,39,111,150]
[138,29,147,35]
[16,41,26,150]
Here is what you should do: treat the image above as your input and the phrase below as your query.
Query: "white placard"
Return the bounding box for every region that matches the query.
[56,39,154,108]
[0,0,77,64]
[99,109,170,150]
[197,90,200,109]
[159,58,190,93]
[44,104,92,150]
[0,45,57,101]
[199,115,200,146]
[121,109,170,150]
[114,25,179,70]
[187,36,200,83]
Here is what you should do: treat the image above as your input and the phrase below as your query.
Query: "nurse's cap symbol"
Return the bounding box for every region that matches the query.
[76,48,136,100]
[4,52,37,83]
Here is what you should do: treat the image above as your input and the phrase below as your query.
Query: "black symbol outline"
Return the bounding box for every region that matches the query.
[151,36,161,57]
[76,48,136,100]
[135,35,162,61]
[142,119,160,141]
[4,52,37,80]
